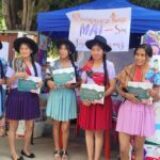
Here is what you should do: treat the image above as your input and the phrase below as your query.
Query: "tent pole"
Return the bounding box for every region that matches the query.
[104,131,110,160]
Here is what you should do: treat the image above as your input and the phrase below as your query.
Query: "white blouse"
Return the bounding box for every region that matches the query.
[6,62,42,89]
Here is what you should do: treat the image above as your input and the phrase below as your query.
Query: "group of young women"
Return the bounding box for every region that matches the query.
[0,35,159,160]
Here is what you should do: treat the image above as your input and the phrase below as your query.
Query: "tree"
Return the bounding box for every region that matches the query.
[0,0,6,30]
[1,0,90,31]
[129,0,160,10]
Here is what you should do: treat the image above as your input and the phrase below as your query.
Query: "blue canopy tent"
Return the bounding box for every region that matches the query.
[37,0,160,37]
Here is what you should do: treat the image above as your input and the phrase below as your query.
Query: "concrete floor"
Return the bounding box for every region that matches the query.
[0,135,118,160]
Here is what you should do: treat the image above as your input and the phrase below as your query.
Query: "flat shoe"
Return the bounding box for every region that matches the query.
[21,150,35,158]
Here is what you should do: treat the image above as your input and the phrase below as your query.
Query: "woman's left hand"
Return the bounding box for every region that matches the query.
[82,100,91,106]
[37,81,43,88]
[148,88,159,98]
[65,83,72,89]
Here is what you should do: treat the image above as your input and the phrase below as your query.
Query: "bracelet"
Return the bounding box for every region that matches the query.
[45,78,53,87]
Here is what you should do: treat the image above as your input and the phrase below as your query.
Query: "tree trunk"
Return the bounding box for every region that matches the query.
[28,0,36,31]
[25,0,31,30]
[10,0,16,29]
[26,0,35,30]
[22,0,27,30]
[2,0,12,29]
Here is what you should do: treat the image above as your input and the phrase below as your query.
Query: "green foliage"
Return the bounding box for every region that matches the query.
[129,0,160,10]
[49,0,90,10]
[47,41,59,59]
[0,0,6,30]
[1,0,90,30]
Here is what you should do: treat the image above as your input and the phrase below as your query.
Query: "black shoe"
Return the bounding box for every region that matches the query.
[21,150,35,158]
[11,156,24,160]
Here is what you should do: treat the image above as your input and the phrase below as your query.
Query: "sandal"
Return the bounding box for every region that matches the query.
[61,150,68,160]
[54,150,61,160]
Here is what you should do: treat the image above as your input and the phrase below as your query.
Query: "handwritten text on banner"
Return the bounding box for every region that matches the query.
[67,8,131,52]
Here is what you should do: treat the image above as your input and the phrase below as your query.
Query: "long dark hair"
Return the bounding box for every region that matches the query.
[58,43,79,81]
[103,53,109,87]
[69,54,79,81]
[30,54,38,77]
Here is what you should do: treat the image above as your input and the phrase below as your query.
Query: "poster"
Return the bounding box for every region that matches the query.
[145,55,160,85]
[146,100,160,146]
[142,30,160,158]
[37,34,48,65]
[144,144,160,159]
[39,34,48,51]
[141,30,160,55]
[67,8,131,52]
[0,42,9,61]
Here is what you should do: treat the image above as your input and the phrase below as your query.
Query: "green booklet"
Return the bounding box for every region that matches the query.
[80,84,105,104]
[18,76,42,94]
[52,67,76,85]
[127,81,153,103]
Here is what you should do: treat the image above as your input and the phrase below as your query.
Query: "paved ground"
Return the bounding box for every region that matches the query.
[0,134,118,160]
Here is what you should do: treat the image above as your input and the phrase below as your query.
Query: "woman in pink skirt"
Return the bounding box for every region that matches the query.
[116,44,157,160]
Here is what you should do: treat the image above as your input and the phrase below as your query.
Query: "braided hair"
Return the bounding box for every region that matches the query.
[69,54,79,81]
[30,53,38,77]
[103,53,109,87]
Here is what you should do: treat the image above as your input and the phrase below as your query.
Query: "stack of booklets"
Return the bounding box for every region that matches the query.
[18,76,42,94]
[127,81,153,104]
[52,67,76,85]
[80,83,105,104]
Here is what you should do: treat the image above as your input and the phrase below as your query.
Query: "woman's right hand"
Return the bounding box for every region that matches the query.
[125,93,140,104]
[82,100,91,107]
[47,80,57,90]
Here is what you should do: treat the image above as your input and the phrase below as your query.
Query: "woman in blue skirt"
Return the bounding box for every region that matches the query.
[46,39,78,160]
[6,37,42,160]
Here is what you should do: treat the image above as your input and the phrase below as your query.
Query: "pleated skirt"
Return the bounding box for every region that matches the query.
[79,97,112,131]
[6,89,40,120]
[46,88,77,121]
[116,100,155,137]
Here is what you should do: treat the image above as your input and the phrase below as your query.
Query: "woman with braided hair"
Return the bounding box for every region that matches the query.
[6,37,42,160]
[79,35,116,160]
[46,39,79,160]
